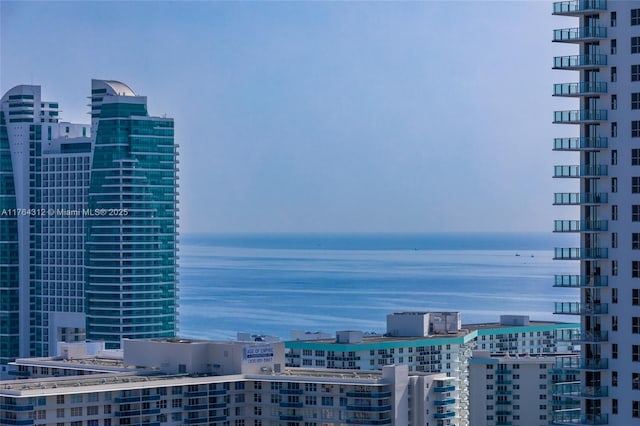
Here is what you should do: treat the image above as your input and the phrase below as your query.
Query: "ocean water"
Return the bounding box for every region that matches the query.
[178,233,579,340]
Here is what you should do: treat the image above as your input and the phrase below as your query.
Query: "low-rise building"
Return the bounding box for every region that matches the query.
[1,338,460,426]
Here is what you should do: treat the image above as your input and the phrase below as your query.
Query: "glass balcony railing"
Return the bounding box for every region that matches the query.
[553,82,607,96]
[553,165,608,177]
[553,26,607,42]
[553,0,607,16]
[552,412,608,425]
[555,356,609,370]
[554,301,608,315]
[553,54,607,69]
[554,247,608,259]
[554,274,608,287]
[554,192,607,205]
[554,109,608,123]
[574,330,608,342]
[553,220,607,232]
[554,137,608,150]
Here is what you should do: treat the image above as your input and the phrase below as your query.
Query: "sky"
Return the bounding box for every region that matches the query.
[0,0,579,234]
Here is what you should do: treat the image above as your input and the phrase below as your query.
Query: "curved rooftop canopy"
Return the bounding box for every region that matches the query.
[92,79,136,97]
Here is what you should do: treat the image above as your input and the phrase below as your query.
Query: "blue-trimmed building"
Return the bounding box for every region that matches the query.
[285,312,580,426]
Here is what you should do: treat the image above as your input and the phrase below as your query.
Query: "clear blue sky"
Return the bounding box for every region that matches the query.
[1,1,578,234]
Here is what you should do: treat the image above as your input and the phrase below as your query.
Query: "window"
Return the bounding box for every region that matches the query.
[612,122,618,137]
[634,37,640,54]
[633,177,640,193]
[633,9,640,25]
[612,204,619,220]
[612,149,618,165]
[613,371,618,386]
[634,261,640,278]
[613,398,618,414]
[612,232,618,248]
[634,345,640,361]
[634,234,640,249]
[613,343,618,359]
[633,65,640,82]
[634,121,640,137]
[634,206,640,221]
[612,94,618,109]
[613,260,618,276]
[634,317,640,334]
[634,289,640,305]
[612,39,617,54]
[613,315,618,331]
[612,178,618,193]
[70,407,82,417]
[635,400,640,418]
[635,94,640,110]
[612,66,618,82]
[613,288,619,303]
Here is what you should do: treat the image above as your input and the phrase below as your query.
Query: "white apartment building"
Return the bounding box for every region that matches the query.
[552,1,640,424]
[285,312,579,426]
[469,351,579,426]
[0,339,459,426]
[0,85,91,365]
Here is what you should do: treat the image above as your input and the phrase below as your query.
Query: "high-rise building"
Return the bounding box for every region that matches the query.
[0,80,178,366]
[86,80,179,348]
[552,1,640,424]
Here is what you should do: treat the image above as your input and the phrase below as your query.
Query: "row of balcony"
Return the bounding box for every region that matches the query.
[554,301,608,315]
[552,2,608,425]
[554,220,607,232]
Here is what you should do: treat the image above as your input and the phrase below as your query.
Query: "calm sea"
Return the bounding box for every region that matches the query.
[178,233,579,340]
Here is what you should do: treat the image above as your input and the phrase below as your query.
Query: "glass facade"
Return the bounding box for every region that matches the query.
[0,111,20,364]
[85,81,178,348]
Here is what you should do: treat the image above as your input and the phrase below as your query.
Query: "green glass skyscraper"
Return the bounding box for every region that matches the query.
[86,80,178,348]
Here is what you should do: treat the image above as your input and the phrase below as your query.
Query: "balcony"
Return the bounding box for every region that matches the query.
[554,109,607,123]
[554,220,607,232]
[574,330,608,343]
[433,398,456,406]
[554,192,607,205]
[554,165,608,178]
[553,0,607,16]
[553,54,607,69]
[554,301,608,315]
[555,356,608,370]
[554,274,608,287]
[434,411,457,419]
[553,26,607,42]
[553,82,607,98]
[554,137,608,150]
[552,412,608,425]
[433,385,456,393]
[554,247,608,260]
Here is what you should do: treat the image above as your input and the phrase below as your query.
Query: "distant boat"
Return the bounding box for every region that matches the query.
[515,253,521,257]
